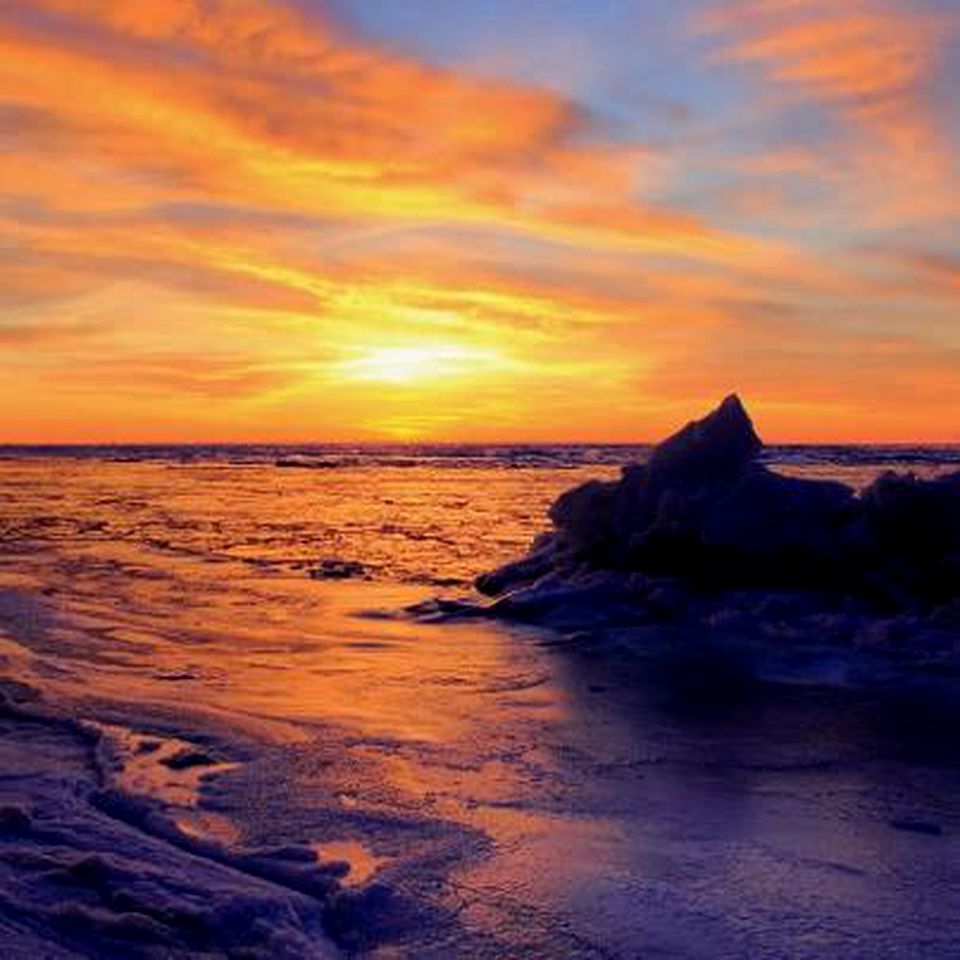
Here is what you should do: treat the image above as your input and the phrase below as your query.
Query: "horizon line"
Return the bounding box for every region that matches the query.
[1,439,958,449]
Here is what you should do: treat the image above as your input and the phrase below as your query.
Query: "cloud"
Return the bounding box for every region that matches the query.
[702,0,959,226]
[705,0,933,107]
[861,246,960,306]
[0,0,790,259]
[1,0,957,440]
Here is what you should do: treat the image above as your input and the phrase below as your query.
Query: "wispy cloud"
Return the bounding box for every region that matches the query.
[702,0,959,226]
[1,0,958,440]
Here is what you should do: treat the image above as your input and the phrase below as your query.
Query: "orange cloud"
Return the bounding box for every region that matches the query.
[1,0,958,442]
[0,0,789,260]
[706,0,932,105]
[704,0,958,225]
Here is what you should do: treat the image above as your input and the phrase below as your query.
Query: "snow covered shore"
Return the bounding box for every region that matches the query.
[0,678,342,959]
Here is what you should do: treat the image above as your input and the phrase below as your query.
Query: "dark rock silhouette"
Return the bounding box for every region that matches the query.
[474,395,960,663]
[646,393,761,486]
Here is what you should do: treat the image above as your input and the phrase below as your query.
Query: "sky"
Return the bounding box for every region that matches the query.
[2,0,959,443]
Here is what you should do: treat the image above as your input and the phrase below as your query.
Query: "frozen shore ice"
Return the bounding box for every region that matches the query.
[0,679,341,959]
[474,396,960,675]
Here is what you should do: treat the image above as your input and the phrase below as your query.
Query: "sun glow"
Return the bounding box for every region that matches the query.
[337,344,504,384]
[1,1,959,442]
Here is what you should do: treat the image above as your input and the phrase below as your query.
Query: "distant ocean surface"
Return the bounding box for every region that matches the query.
[1,442,958,473]
[1,442,957,588]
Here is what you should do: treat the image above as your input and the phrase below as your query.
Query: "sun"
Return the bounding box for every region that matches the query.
[338,344,502,385]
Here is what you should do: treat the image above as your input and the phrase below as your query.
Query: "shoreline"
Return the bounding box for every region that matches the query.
[5,573,960,958]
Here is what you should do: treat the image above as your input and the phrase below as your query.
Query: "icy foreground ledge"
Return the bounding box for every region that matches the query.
[472,396,960,671]
[0,682,340,960]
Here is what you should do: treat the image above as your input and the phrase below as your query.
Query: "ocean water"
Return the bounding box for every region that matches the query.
[1,443,957,587]
[1,445,960,958]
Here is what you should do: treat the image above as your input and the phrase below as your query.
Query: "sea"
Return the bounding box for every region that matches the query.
[1,442,957,587]
[1,444,959,958]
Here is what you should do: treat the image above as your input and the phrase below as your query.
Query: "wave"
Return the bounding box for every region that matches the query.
[2,442,959,473]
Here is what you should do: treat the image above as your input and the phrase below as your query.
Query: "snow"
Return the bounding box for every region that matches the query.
[0,681,340,959]
[474,395,960,675]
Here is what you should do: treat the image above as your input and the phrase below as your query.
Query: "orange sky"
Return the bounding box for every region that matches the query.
[2,0,959,442]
